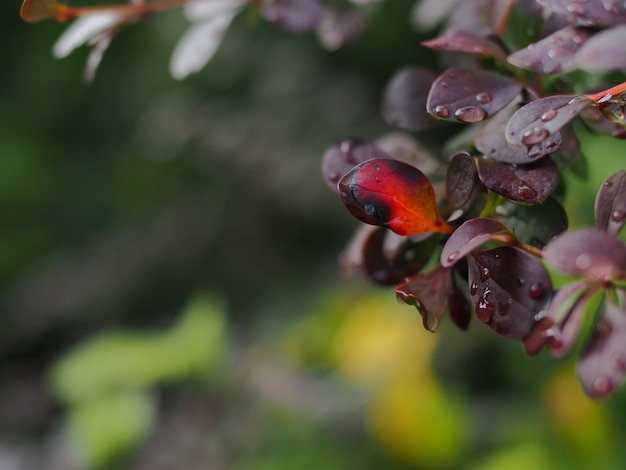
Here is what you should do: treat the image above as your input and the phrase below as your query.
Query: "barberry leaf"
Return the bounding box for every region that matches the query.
[475,157,559,204]
[322,138,392,194]
[448,283,472,330]
[468,246,552,339]
[263,0,323,33]
[382,67,439,131]
[421,29,507,60]
[595,170,626,235]
[440,218,509,267]
[396,265,453,332]
[338,158,453,236]
[426,67,522,123]
[505,95,591,147]
[445,151,480,214]
[580,106,626,139]
[507,26,594,75]
[537,0,626,27]
[544,228,626,279]
[576,25,626,72]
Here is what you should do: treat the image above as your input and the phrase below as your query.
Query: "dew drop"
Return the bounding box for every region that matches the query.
[375,176,382,183]
[454,106,487,123]
[447,250,460,263]
[575,254,591,270]
[593,376,614,396]
[541,109,557,122]
[566,4,586,14]
[374,164,381,171]
[604,180,614,187]
[475,92,492,104]
[529,282,544,299]
[470,281,478,296]
[434,105,450,117]
[340,140,354,153]
[475,298,495,322]
[498,298,512,316]
[517,278,526,286]
[517,184,537,200]
[479,267,490,282]
[440,81,449,88]
[521,126,549,145]
[611,210,626,222]
[364,203,377,216]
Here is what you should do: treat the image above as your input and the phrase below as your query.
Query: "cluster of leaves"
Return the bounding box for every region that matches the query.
[323,0,626,398]
[19,0,380,81]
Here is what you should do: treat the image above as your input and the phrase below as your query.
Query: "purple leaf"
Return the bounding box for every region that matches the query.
[578,292,626,398]
[595,170,626,235]
[537,0,626,27]
[445,151,480,214]
[468,246,552,339]
[440,218,509,267]
[505,95,592,147]
[421,29,507,60]
[576,25,626,72]
[382,67,439,131]
[507,26,595,75]
[321,138,392,194]
[396,265,453,332]
[263,0,323,33]
[580,106,626,139]
[475,157,560,204]
[448,283,472,330]
[544,228,626,279]
[426,67,522,123]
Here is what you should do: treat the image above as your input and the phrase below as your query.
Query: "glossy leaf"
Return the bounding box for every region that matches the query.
[578,292,626,398]
[445,151,480,213]
[537,0,626,27]
[317,8,366,51]
[440,218,509,267]
[468,246,552,339]
[595,170,626,235]
[21,0,60,22]
[396,265,453,332]
[426,67,522,123]
[576,25,626,72]
[322,138,392,194]
[263,0,323,33]
[544,228,626,279]
[338,158,453,236]
[475,157,560,204]
[421,29,507,60]
[494,197,568,247]
[507,26,594,75]
[505,95,591,147]
[382,67,438,131]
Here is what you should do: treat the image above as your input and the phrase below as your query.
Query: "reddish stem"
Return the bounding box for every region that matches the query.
[585,81,626,103]
[492,234,544,259]
[56,0,190,21]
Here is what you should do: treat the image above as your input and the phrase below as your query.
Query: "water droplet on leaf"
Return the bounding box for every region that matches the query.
[521,127,549,145]
[540,109,557,122]
[435,105,449,117]
[611,210,625,222]
[364,203,377,216]
[480,267,490,282]
[593,376,613,396]
[454,106,486,123]
[529,282,543,299]
[566,4,586,14]
[447,251,460,263]
[470,281,478,296]
[475,92,492,104]
[575,254,591,270]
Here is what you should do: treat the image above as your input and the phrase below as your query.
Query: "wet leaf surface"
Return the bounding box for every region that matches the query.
[263,0,323,33]
[440,218,509,267]
[580,106,626,139]
[448,283,472,330]
[468,246,552,339]
[595,170,626,235]
[544,228,626,279]
[507,26,595,75]
[426,67,522,123]
[505,95,591,147]
[421,29,507,60]
[446,152,480,213]
[576,25,626,72]
[322,138,392,194]
[475,157,559,204]
[396,265,453,332]
[537,0,626,27]
[338,158,453,236]
[578,292,626,399]
[382,67,439,131]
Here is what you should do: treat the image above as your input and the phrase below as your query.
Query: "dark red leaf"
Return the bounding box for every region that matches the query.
[468,246,552,339]
[338,158,453,236]
[426,67,522,123]
[505,95,591,147]
[448,283,472,330]
[475,157,560,204]
[544,228,626,279]
[445,152,480,214]
[576,25,626,72]
[537,0,626,27]
[595,170,626,235]
[263,0,323,33]
[322,138,391,194]
[578,292,626,398]
[507,26,595,75]
[382,67,439,131]
[421,29,507,60]
[580,106,626,139]
[440,218,509,267]
[396,265,453,332]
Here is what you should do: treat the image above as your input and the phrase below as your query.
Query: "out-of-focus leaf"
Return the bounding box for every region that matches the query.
[317,8,366,50]
[576,25,626,72]
[322,138,392,194]
[595,170,626,235]
[21,0,60,22]
[338,158,453,236]
[494,197,568,247]
[263,0,323,33]
[382,67,438,131]
[507,26,594,74]
[426,67,522,123]
[505,95,591,146]
[544,228,626,279]
[440,218,509,267]
[421,29,507,60]
[475,157,559,204]
[578,292,626,398]
[537,0,626,27]
[448,283,472,330]
[52,13,123,59]
[468,246,552,339]
[580,106,626,139]
[396,265,453,332]
[445,0,515,34]
[411,0,462,31]
[446,151,480,214]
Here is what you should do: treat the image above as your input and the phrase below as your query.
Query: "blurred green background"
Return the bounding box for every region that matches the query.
[3,1,626,469]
